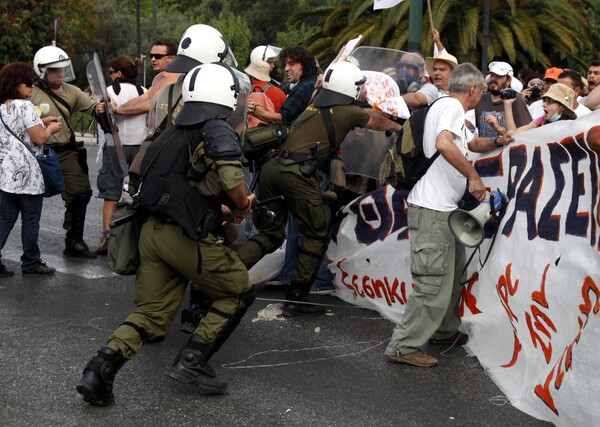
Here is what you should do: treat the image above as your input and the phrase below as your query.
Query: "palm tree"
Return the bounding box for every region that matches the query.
[298,0,591,73]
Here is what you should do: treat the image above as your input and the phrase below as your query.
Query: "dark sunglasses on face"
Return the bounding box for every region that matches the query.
[149,53,169,59]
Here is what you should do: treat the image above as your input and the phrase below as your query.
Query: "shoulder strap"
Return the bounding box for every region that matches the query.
[140,128,183,181]
[35,83,76,136]
[262,83,272,93]
[0,111,35,155]
[318,108,337,157]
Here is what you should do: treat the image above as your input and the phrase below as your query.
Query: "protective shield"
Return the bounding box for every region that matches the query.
[148,71,183,135]
[153,74,184,132]
[338,47,416,184]
[86,53,127,178]
[349,46,424,95]
[228,69,251,134]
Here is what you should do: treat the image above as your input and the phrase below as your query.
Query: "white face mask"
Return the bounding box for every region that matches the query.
[547,112,561,123]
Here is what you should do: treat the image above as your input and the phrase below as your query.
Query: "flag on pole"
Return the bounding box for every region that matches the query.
[373,0,405,10]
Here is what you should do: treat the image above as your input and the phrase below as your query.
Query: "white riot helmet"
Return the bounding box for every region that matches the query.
[33,46,76,82]
[164,24,238,73]
[313,61,366,107]
[174,63,240,126]
[250,45,281,64]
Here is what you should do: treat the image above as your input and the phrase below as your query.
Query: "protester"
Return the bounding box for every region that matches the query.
[0,62,62,276]
[584,60,600,110]
[237,61,401,316]
[529,67,564,118]
[148,39,177,74]
[557,70,591,117]
[248,46,318,126]
[520,74,543,105]
[474,61,532,138]
[245,54,287,112]
[402,29,456,109]
[30,46,104,258]
[503,83,577,136]
[77,63,255,406]
[95,56,148,255]
[112,40,178,129]
[385,63,514,367]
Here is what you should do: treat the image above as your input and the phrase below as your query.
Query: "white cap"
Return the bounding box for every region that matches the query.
[488,61,514,77]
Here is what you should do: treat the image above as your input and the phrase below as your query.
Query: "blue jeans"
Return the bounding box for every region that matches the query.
[279,215,333,288]
[0,190,44,269]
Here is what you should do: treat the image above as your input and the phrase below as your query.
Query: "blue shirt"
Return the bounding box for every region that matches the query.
[279,75,317,126]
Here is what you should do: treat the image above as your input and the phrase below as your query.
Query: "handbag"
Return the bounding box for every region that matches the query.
[0,112,65,197]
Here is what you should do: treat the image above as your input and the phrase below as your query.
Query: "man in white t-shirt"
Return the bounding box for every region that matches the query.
[557,70,591,118]
[385,63,514,367]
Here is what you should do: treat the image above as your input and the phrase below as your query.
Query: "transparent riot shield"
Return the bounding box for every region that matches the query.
[86,53,127,178]
[338,47,415,186]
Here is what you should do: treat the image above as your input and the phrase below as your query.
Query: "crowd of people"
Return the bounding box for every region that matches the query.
[0,23,598,405]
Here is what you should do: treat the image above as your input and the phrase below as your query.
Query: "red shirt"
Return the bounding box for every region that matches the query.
[252,80,287,112]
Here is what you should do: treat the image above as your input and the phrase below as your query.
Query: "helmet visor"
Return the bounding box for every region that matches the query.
[45,61,76,83]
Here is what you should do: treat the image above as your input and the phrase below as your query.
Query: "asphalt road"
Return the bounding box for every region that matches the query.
[0,140,550,427]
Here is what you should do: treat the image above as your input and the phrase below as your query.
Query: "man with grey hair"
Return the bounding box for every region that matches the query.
[385,63,514,367]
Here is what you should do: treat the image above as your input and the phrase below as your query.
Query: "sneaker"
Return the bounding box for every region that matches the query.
[428,331,469,346]
[22,261,55,275]
[0,263,14,277]
[282,300,325,317]
[310,286,335,296]
[386,350,438,367]
[95,235,109,256]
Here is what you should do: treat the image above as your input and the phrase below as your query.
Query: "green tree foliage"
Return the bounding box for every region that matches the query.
[0,0,97,67]
[299,0,594,74]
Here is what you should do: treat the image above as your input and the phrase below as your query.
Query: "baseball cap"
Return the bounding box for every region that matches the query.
[544,67,563,82]
[488,61,514,77]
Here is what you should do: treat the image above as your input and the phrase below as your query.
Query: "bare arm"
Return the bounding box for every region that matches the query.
[437,130,486,200]
[468,134,514,153]
[114,90,151,116]
[431,28,445,53]
[27,119,62,145]
[402,91,429,109]
[585,85,600,110]
[365,110,402,132]
[250,104,282,123]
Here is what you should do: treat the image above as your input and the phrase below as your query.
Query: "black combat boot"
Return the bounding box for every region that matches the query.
[64,192,96,258]
[76,347,126,406]
[282,287,325,317]
[166,336,227,394]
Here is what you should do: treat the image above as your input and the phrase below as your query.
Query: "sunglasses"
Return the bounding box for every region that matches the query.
[23,80,34,88]
[149,53,170,60]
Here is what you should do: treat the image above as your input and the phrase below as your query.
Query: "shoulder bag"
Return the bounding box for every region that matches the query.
[0,112,65,197]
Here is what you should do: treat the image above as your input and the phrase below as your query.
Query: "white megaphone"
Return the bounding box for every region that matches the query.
[448,189,508,247]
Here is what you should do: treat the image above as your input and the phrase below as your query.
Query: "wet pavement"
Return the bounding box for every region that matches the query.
[0,141,551,426]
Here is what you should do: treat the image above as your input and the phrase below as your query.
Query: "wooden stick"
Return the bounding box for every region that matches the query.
[427,0,434,31]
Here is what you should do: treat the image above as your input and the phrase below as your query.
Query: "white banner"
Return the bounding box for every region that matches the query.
[327,110,600,425]
[373,0,405,10]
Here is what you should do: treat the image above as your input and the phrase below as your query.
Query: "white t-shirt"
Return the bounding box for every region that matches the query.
[0,100,45,194]
[528,99,544,120]
[408,96,474,211]
[574,102,591,117]
[107,84,148,146]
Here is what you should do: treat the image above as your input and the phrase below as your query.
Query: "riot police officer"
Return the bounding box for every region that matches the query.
[76,63,255,406]
[30,46,103,258]
[237,61,401,316]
